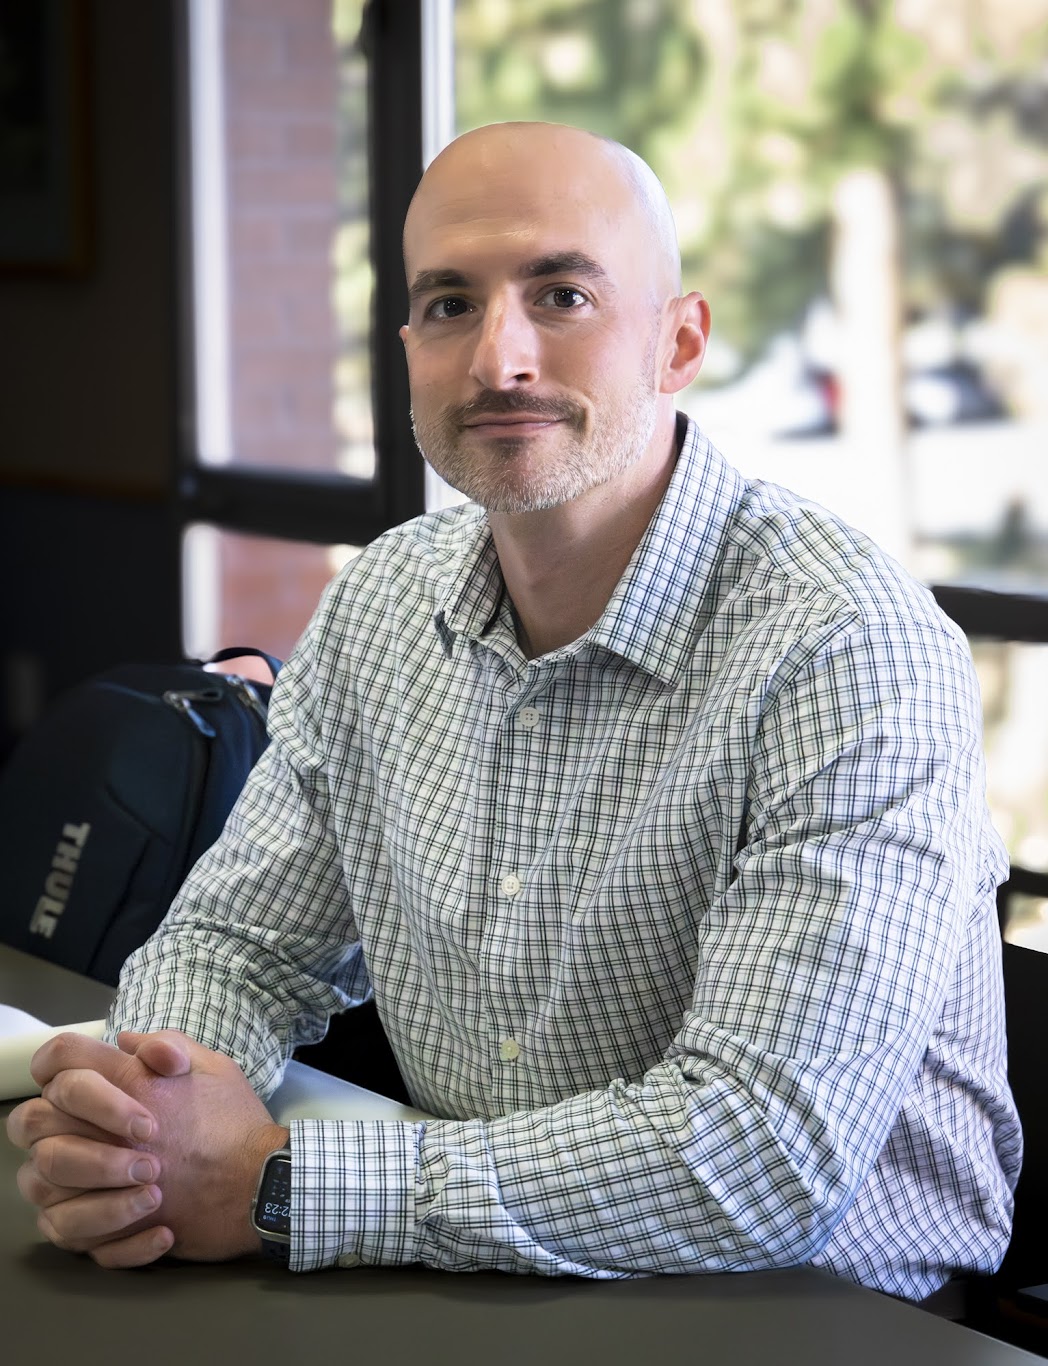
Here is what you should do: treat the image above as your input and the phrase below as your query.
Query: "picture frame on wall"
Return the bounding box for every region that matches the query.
[0,0,91,275]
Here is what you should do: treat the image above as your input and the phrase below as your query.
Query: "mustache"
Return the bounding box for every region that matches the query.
[450,392,585,427]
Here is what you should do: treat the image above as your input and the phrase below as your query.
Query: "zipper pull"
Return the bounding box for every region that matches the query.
[163,690,218,737]
[223,674,268,725]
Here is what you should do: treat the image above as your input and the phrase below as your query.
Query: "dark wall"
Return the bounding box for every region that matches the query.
[0,1,182,759]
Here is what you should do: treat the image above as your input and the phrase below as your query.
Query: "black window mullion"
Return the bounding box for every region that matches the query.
[181,466,394,547]
[365,0,425,530]
[931,584,1048,645]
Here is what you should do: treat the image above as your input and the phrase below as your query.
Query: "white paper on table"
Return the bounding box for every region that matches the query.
[0,1006,432,1121]
[268,1059,433,1124]
[0,1007,108,1101]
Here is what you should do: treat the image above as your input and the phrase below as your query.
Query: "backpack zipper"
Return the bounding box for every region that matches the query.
[162,687,222,737]
[220,674,268,726]
[163,676,268,737]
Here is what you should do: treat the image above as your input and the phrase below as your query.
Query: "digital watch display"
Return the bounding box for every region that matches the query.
[251,1147,292,1263]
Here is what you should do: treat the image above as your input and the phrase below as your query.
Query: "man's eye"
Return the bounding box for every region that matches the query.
[538,287,588,309]
[426,296,471,320]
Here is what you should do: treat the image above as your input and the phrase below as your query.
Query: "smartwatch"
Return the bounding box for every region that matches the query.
[251,1146,292,1265]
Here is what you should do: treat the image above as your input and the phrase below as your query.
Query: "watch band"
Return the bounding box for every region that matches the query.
[260,1237,291,1265]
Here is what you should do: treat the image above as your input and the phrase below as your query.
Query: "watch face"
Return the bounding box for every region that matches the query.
[256,1154,292,1238]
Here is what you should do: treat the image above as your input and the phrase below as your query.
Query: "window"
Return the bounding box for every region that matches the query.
[190,0,373,481]
[179,0,425,659]
[181,526,359,663]
[450,0,1048,922]
[974,632,1048,951]
[451,0,1047,592]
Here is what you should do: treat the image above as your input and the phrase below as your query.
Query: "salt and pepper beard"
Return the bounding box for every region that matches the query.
[410,333,662,515]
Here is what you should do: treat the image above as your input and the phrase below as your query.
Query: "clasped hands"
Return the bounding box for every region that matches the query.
[5,1029,289,1268]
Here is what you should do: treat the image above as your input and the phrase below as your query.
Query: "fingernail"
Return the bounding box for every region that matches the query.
[130,1158,155,1183]
[130,1116,152,1142]
[134,1186,159,1213]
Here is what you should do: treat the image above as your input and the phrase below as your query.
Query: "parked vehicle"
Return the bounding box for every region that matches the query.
[903,359,1005,427]
[693,330,1005,442]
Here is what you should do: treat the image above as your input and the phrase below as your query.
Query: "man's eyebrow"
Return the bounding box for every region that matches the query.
[519,251,611,285]
[408,268,470,303]
[407,252,613,304]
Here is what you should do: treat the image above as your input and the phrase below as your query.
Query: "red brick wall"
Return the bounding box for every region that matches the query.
[218,0,342,658]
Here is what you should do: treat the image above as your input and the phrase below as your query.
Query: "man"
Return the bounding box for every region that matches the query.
[7,122,1020,1298]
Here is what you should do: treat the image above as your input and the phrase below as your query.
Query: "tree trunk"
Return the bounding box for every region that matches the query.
[829,166,912,566]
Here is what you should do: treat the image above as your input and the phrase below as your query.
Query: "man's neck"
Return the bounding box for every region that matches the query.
[488,417,680,659]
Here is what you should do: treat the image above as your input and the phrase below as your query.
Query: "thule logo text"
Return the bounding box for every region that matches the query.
[29,821,91,939]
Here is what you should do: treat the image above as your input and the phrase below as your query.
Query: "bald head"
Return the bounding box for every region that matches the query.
[587,131,682,296]
[403,122,682,301]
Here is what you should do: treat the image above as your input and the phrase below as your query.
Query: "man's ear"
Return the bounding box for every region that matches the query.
[399,323,410,346]
[658,291,711,396]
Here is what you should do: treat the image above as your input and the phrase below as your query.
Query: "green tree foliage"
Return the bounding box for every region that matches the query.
[454,0,1048,368]
[457,0,706,150]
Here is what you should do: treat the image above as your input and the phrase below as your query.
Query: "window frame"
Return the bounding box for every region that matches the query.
[173,0,426,552]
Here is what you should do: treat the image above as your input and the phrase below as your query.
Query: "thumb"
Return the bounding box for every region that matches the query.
[117,1030,193,1077]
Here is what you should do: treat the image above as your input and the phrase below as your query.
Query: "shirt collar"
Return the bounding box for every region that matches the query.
[587,415,747,684]
[434,508,504,657]
[433,415,747,684]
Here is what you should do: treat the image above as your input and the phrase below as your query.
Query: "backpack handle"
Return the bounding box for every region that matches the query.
[204,647,283,685]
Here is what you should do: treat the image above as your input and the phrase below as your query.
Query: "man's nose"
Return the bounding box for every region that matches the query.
[468,298,540,390]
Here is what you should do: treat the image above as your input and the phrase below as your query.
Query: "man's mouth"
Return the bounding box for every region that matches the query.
[461,414,562,430]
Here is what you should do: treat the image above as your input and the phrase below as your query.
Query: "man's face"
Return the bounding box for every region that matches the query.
[400,129,672,515]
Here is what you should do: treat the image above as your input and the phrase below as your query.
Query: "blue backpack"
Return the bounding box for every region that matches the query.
[0,647,279,985]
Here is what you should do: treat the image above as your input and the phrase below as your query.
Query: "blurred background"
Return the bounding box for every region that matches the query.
[0,0,1046,941]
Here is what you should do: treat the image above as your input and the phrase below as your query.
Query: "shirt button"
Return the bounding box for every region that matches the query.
[498,1038,521,1062]
[338,1252,362,1269]
[519,706,540,729]
[500,873,522,897]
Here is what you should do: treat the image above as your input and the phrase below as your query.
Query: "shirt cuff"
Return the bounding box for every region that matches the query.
[288,1118,424,1271]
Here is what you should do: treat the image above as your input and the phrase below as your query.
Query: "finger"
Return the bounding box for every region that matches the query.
[17,1160,87,1209]
[90,1224,175,1269]
[118,1031,192,1078]
[29,1133,160,1192]
[7,1095,136,1151]
[40,1069,155,1144]
[38,1183,162,1249]
[30,1033,121,1088]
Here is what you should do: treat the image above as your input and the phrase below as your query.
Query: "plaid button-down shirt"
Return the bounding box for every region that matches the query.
[114,416,1020,1299]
